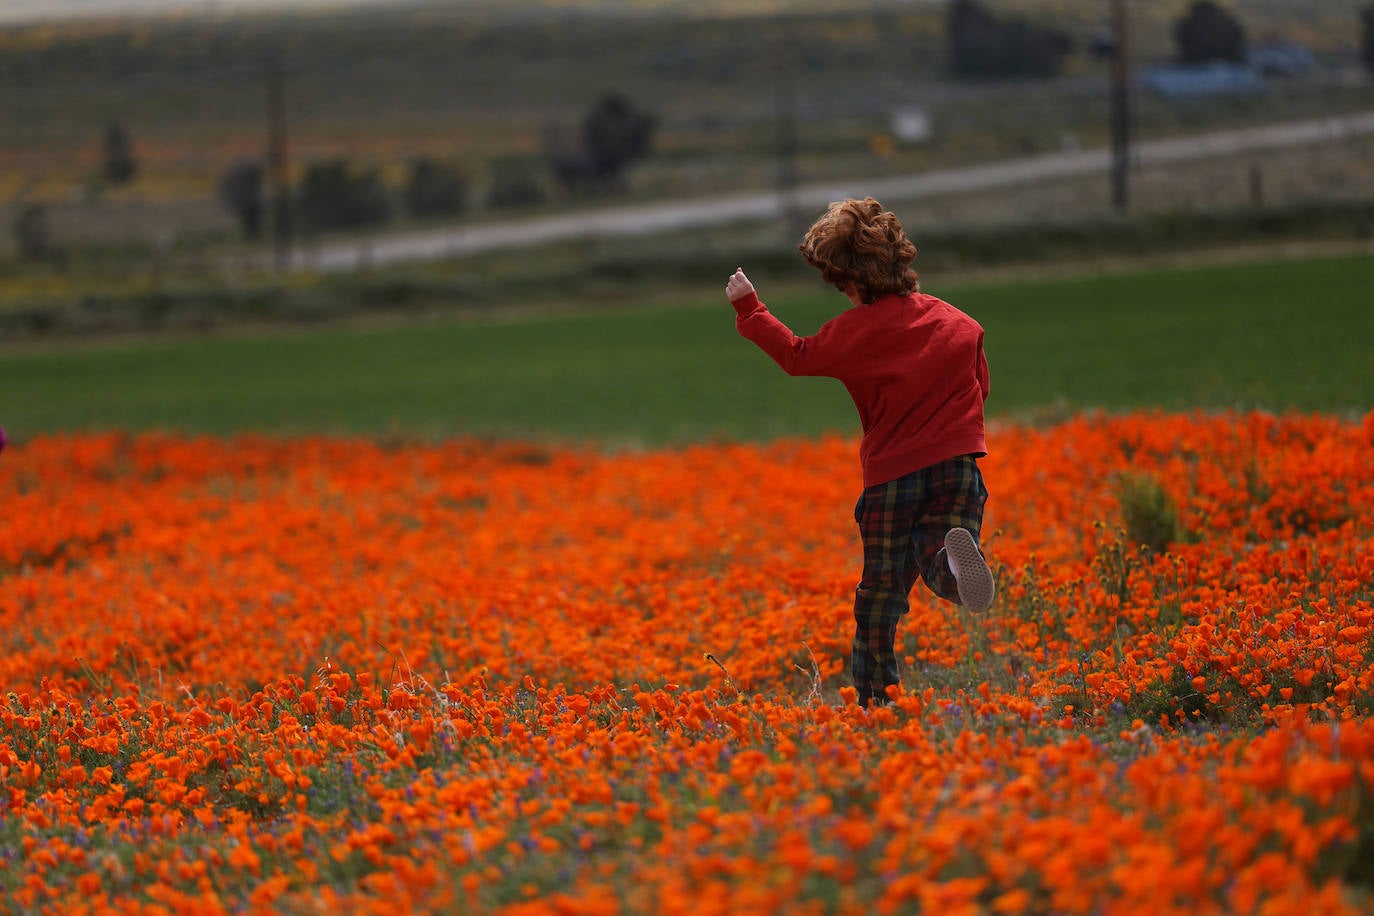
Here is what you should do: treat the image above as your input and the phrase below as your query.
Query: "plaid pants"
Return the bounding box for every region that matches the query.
[852,454,988,706]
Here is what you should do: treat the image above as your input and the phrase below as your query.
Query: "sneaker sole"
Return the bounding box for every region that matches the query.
[946,527,995,613]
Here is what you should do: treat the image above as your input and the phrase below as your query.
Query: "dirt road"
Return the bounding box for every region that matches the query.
[288,110,1374,273]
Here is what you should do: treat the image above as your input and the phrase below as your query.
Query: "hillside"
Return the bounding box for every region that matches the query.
[1,0,1370,287]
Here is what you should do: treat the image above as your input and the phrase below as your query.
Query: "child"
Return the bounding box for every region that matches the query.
[724,197,994,708]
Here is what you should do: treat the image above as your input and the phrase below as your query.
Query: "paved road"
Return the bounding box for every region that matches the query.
[290,110,1374,273]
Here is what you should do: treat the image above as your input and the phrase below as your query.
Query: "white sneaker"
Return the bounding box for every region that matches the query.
[945,527,995,612]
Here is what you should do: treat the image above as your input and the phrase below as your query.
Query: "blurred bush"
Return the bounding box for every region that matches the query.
[581,92,657,187]
[298,160,390,233]
[1362,5,1374,76]
[101,122,137,186]
[218,161,265,240]
[485,157,547,210]
[12,204,56,263]
[946,0,1074,80]
[1174,1,1248,65]
[403,157,469,220]
[1115,473,1185,554]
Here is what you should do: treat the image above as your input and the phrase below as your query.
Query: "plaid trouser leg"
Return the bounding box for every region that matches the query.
[914,457,989,603]
[852,482,913,705]
[852,455,988,705]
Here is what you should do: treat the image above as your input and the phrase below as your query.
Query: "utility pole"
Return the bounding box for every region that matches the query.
[266,49,292,271]
[774,17,801,232]
[1110,0,1132,213]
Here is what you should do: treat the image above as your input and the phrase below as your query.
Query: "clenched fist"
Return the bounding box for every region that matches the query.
[725,268,755,303]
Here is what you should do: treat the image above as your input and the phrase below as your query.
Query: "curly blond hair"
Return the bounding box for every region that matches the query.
[797,197,918,303]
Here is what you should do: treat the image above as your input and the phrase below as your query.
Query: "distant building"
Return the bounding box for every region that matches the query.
[1140,42,1315,99]
[890,106,934,144]
[1140,61,1266,98]
[1248,43,1316,78]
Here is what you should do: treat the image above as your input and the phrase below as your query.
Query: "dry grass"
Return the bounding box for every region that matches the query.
[888,132,1374,229]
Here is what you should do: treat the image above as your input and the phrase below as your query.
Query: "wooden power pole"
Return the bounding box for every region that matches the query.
[266,50,292,271]
[1110,0,1132,213]
[775,17,801,232]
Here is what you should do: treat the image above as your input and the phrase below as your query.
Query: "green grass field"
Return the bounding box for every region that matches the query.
[2,252,1371,445]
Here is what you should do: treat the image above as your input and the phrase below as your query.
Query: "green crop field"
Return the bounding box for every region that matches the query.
[4,0,1373,269]
[2,252,1371,444]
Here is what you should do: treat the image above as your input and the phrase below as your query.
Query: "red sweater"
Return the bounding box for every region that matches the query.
[733,290,989,487]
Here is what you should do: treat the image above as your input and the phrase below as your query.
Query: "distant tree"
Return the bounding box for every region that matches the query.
[580,92,657,186]
[485,157,547,210]
[101,121,137,185]
[403,157,468,219]
[12,204,54,262]
[947,0,1002,78]
[1174,1,1247,65]
[1000,19,1074,78]
[218,160,264,239]
[297,160,390,233]
[543,122,598,196]
[1362,5,1374,76]
[946,0,1073,80]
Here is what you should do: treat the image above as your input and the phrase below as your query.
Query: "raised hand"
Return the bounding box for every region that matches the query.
[725,268,755,303]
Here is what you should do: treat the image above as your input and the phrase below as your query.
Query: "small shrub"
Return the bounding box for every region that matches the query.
[947,0,1074,80]
[403,157,468,220]
[1363,5,1374,78]
[580,91,657,185]
[1174,0,1247,65]
[101,121,137,185]
[12,204,55,261]
[298,159,391,233]
[1114,472,1183,553]
[485,158,547,210]
[218,160,265,239]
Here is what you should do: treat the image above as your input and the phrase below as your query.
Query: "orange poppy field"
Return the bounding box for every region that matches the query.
[3,410,1372,914]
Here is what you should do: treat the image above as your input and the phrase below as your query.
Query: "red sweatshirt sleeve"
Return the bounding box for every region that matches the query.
[731,292,847,378]
[976,337,990,401]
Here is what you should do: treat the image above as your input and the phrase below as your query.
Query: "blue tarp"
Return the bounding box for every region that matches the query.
[1249,43,1316,77]
[1140,62,1266,98]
